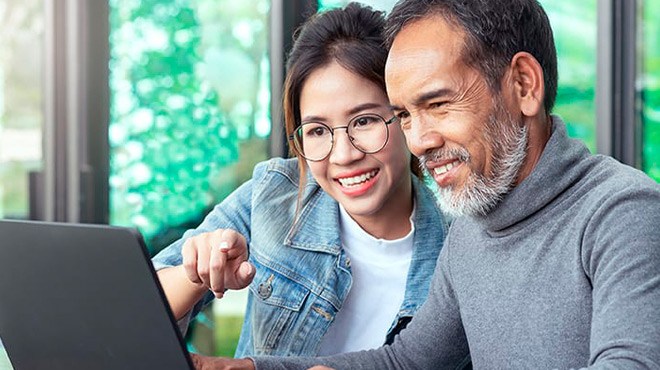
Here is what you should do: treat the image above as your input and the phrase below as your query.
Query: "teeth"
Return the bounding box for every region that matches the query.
[338,170,378,187]
[433,160,461,175]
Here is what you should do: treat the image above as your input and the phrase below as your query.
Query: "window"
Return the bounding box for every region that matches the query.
[109,0,271,254]
[642,1,660,181]
[0,0,44,220]
[109,0,270,357]
[541,0,597,152]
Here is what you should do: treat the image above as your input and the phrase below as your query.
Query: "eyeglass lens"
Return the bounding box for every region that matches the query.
[293,114,390,161]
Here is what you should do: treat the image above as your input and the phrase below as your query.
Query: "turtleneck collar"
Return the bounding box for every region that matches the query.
[474,115,591,233]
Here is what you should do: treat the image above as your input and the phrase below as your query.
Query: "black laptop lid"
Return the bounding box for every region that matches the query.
[0,220,193,370]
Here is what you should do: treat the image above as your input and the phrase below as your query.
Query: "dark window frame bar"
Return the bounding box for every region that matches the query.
[32,0,109,224]
[597,0,641,167]
[269,0,318,158]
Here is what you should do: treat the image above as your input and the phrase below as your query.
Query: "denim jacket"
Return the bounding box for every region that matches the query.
[152,157,448,357]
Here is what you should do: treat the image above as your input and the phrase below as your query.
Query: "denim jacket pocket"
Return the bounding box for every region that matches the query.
[248,259,310,352]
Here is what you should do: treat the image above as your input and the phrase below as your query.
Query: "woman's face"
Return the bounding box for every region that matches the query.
[298,61,412,229]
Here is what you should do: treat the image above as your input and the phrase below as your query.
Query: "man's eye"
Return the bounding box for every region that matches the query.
[395,111,410,120]
[395,112,411,128]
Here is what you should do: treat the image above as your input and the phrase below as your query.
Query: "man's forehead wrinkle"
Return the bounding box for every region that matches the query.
[455,72,490,105]
[386,47,444,86]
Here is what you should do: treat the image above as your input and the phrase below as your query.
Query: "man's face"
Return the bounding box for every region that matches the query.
[386,15,528,217]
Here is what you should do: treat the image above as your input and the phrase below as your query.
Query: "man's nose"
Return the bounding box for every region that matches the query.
[405,114,445,158]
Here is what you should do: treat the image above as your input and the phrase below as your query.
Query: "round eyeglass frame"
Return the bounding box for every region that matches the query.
[288,114,398,162]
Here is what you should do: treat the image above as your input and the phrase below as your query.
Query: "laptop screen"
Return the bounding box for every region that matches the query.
[0,220,193,370]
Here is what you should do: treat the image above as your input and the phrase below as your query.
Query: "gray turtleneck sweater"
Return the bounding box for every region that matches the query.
[253,118,660,369]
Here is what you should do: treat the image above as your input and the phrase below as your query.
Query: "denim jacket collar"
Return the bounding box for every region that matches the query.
[284,180,343,255]
[401,176,447,316]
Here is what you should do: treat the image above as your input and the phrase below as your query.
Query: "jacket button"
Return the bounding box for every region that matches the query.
[257,282,272,299]
[345,257,351,268]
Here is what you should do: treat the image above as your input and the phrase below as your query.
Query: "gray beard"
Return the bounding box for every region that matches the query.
[421,98,529,218]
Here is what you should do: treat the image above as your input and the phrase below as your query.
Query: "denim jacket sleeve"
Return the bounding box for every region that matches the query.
[150,160,270,330]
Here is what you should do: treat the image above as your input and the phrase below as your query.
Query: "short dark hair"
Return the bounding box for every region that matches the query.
[385,0,558,113]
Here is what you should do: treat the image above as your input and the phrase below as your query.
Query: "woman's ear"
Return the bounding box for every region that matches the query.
[508,51,545,117]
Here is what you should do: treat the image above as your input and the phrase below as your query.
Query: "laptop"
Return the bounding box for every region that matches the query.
[0,219,194,370]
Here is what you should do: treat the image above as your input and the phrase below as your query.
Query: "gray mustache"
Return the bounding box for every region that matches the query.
[418,147,470,167]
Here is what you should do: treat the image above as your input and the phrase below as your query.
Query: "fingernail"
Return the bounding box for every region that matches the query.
[219,241,229,252]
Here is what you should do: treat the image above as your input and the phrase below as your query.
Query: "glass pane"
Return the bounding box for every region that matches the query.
[109,0,271,255]
[642,0,660,182]
[540,0,597,152]
[318,0,397,12]
[0,0,44,220]
[109,0,270,357]
[318,0,598,152]
[318,0,394,11]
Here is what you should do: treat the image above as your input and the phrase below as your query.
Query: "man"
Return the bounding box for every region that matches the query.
[194,0,660,368]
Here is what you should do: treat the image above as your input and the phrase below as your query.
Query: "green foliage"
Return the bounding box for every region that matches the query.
[213,315,244,357]
[108,0,272,357]
[109,0,240,251]
[643,1,660,182]
[540,0,597,153]
[109,0,272,253]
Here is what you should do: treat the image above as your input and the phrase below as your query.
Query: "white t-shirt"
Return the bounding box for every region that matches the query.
[318,205,415,355]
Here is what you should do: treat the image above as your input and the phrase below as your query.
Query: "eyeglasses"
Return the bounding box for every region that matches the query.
[289,114,398,161]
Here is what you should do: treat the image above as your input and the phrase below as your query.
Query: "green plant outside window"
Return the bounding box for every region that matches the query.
[109,0,270,358]
[109,0,271,255]
[643,1,660,181]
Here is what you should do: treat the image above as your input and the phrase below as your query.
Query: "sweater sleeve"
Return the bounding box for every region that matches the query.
[251,237,470,370]
[581,185,660,369]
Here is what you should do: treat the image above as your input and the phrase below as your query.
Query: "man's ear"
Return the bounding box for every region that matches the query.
[508,51,545,117]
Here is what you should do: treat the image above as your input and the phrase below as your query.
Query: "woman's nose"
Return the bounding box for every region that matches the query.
[328,128,365,165]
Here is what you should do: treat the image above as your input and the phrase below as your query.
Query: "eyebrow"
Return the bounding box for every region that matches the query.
[301,102,386,123]
[389,88,453,111]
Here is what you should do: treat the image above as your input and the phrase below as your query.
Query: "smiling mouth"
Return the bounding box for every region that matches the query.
[337,169,379,187]
[433,160,462,175]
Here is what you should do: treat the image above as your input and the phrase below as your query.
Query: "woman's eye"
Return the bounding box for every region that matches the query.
[303,124,329,137]
[311,127,327,136]
[352,115,378,128]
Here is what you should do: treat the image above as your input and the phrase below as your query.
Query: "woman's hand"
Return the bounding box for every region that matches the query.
[181,229,255,298]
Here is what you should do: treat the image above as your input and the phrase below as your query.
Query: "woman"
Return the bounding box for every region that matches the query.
[152,2,447,357]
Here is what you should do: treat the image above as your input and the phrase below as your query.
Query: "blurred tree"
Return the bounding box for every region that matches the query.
[109,0,239,253]
[643,0,660,181]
